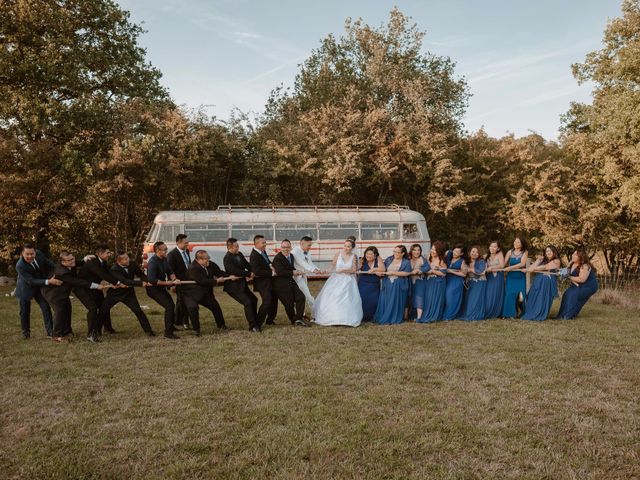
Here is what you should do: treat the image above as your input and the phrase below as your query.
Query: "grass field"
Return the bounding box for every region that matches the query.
[1,283,638,479]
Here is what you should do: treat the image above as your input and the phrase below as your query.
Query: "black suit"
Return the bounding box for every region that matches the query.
[101,263,153,334]
[249,249,278,325]
[79,257,118,333]
[167,247,192,328]
[182,260,226,332]
[223,252,258,329]
[272,252,305,324]
[42,262,98,337]
[145,255,175,336]
[15,251,55,336]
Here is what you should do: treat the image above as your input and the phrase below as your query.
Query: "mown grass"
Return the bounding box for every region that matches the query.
[0,283,638,479]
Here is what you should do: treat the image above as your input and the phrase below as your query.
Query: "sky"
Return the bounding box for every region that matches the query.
[117,0,622,140]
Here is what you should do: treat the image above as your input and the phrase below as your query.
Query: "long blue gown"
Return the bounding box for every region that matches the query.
[459,260,487,321]
[484,256,504,318]
[358,258,381,322]
[443,257,466,320]
[374,257,412,325]
[556,267,599,319]
[417,267,447,323]
[502,252,526,318]
[408,256,428,319]
[521,270,558,321]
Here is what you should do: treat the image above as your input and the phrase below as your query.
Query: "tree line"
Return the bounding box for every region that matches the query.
[2,0,639,274]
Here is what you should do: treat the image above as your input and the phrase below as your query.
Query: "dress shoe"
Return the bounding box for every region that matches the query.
[265,320,275,325]
[87,334,101,343]
[194,331,201,337]
[182,324,192,330]
[145,331,156,337]
[294,319,306,327]
[104,328,117,334]
[164,333,180,340]
[22,332,30,339]
[250,327,262,333]
[219,325,229,331]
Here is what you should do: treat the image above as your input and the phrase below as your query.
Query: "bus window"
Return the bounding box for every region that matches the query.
[157,224,182,242]
[275,224,318,242]
[403,223,419,240]
[145,223,159,243]
[184,224,229,242]
[361,223,399,240]
[318,223,359,240]
[232,224,274,242]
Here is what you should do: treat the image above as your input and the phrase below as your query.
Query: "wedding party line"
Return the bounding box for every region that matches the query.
[14,231,599,342]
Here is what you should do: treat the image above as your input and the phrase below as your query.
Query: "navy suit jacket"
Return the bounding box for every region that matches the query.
[15,251,56,300]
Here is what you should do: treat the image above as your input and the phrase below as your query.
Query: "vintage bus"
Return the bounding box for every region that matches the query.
[143,206,430,276]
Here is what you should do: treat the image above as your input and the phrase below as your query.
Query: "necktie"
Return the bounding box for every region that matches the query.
[261,251,269,263]
[124,267,129,275]
[182,250,189,267]
[288,255,293,265]
[32,260,40,272]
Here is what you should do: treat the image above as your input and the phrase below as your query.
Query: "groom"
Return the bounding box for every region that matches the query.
[272,239,309,327]
[291,236,320,315]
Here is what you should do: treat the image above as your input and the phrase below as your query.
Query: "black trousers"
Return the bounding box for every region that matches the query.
[101,293,153,333]
[182,293,225,332]
[273,281,306,324]
[254,286,278,325]
[72,288,101,336]
[51,298,73,337]
[146,287,175,335]
[174,286,190,327]
[18,290,53,336]
[227,288,259,329]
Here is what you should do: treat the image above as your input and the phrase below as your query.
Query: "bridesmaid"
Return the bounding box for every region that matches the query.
[374,245,412,325]
[358,246,385,322]
[408,244,426,320]
[521,245,562,321]
[443,244,467,320]
[459,246,487,321]
[502,236,529,318]
[417,241,448,323]
[484,241,505,318]
[556,247,599,319]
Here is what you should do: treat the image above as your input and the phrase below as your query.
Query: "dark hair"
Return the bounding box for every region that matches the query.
[485,240,502,261]
[59,251,72,261]
[195,250,208,260]
[153,241,165,253]
[394,245,409,259]
[116,251,128,260]
[226,237,238,247]
[573,247,593,270]
[281,239,291,245]
[22,242,35,252]
[253,235,264,243]
[361,246,379,267]
[176,234,188,243]
[409,244,422,258]
[95,244,109,254]
[513,235,528,253]
[430,240,446,262]
[542,245,561,265]
[301,236,313,242]
[452,243,468,265]
[347,235,356,242]
[345,238,355,248]
[469,245,483,259]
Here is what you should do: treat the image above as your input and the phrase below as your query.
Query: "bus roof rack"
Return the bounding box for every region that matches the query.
[215,205,410,212]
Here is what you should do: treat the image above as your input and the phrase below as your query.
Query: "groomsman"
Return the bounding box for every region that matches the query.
[291,236,320,313]
[79,244,121,334]
[249,235,278,326]
[167,234,191,330]
[101,252,156,336]
[272,239,308,327]
[182,250,234,336]
[223,238,260,332]
[14,243,62,338]
[146,241,180,339]
[42,252,107,342]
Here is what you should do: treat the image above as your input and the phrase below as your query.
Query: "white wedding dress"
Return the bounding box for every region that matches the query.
[313,253,362,327]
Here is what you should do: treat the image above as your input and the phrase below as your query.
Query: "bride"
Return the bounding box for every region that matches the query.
[313,239,363,327]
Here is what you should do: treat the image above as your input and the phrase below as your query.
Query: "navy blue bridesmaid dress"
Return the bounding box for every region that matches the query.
[502,252,526,318]
[374,256,412,325]
[521,269,558,321]
[459,259,487,321]
[443,257,466,320]
[556,266,599,319]
[358,258,382,322]
[417,265,447,323]
[408,256,427,320]
[484,255,504,318]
